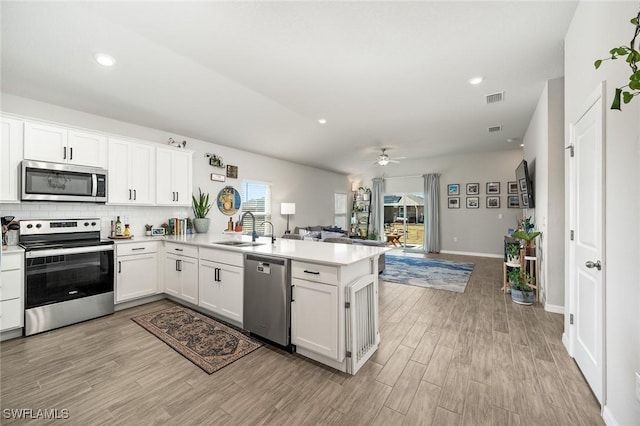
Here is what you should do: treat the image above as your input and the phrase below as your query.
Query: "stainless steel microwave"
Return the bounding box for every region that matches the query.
[21,160,108,203]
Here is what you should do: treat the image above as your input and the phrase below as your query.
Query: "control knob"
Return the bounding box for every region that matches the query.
[84,222,90,227]
[91,222,97,226]
[36,224,42,228]
[26,224,33,229]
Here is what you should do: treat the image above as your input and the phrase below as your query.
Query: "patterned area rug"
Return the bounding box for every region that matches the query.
[132,306,262,374]
[380,255,475,293]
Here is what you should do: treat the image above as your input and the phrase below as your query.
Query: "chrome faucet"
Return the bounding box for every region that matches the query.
[262,221,276,244]
[240,211,259,242]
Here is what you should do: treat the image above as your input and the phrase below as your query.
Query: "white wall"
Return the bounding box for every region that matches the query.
[0,93,350,237]
[522,77,565,310]
[565,2,640,424]
[360,149,524,256]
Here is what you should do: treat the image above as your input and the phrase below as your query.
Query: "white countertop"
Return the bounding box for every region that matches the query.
[113,234,389,266]
[1,245,25,254]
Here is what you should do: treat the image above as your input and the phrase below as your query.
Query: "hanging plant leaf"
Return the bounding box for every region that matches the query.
[611,88,622,110]
[623,91,634,103]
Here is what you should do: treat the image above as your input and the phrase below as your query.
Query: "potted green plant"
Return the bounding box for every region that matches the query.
[508,268,535,305]
[506,242,521,265]
[511,229,541,257]
[144,224,153,236]
[192,188,212,233]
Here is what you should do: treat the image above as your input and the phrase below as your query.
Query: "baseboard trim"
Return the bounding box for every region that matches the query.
[115,294,166,311]
[602,406,619,426]
[440,250,503,259]
[562,332,572,356]
[0,328,23,342]
[544,303,565,314]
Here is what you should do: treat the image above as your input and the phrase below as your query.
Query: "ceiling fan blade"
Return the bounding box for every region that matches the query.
[390,156,407,160]
[388,159,401,163]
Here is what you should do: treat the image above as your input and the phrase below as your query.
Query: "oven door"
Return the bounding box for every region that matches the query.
[25,245,114,309]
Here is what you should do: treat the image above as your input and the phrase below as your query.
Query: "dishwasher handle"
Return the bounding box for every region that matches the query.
[291,285,295,302]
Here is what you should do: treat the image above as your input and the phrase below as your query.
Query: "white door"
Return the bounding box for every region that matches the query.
[129,143,155,204]
[172,150,192,206]
[199,260,222,312]
[219,264,243,324]
[164,254,182,297]
[180,257,199,304]
[24,122,67,163]
[68,130,107,168]
[0,117,24,202]
[155,148,174,205]
[116,254,158,302]
[569,84,605,403]
[108,138,131,204]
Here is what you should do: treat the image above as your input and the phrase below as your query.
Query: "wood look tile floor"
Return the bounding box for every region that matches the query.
[0,254,603,425]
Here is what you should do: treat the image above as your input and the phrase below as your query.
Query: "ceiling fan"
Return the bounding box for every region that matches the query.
[373,148,405,166]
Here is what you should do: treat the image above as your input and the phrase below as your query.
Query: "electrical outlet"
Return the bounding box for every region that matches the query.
[636,372,640,403]
[498,214,503,219]
[453,236,458,242]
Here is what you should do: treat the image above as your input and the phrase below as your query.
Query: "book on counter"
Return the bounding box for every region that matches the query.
[168,218,188,235]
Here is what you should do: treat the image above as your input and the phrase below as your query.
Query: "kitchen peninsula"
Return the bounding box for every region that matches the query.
[114,235,388,375]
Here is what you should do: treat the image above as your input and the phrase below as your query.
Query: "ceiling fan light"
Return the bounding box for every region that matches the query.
[378,158,390,166]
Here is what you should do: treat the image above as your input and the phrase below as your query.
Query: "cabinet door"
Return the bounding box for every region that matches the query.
[155,148,174,205]
[107,138,131,204]
[180,257,199,304]
[164,254,182,298]
[219,264,243,324]
[0,117,23,202]
[0,299,23,331]
[199,260,222,313]
[172,150,192,206]
[24,122,68,163]
[68,130,107,168]
[291,278,338,359]
[129,143,155,204]
[116,254,158,303]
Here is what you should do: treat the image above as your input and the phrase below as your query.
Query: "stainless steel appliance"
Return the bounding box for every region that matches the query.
[244,254,291,349]
[21,160,108,203]
[19,219,114,336]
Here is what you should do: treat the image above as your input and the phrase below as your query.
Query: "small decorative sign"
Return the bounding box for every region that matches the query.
[205,153,224,168]
[226,165,238,179]
[151,227,165,236]
[211,173,226,182]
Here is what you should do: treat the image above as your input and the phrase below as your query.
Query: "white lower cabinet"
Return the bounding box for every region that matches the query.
[198,259,243,325]
[291,277,338,360]
[116,242,159,303]
[0,251,24,331]
[165,253,198,304]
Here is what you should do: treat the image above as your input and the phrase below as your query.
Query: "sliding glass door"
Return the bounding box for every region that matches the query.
[383,192,424,252]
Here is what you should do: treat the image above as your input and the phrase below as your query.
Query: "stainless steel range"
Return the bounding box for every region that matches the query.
[19,219,114,336]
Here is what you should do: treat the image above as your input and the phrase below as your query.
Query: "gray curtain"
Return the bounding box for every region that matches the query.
[423,173,440,252]
[370,178,384,241]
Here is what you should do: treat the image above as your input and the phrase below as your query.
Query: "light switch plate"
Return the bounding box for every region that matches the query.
[635,372,640,402]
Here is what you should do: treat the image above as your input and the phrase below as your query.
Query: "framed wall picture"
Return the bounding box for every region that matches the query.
[448,197,460,209]
[508,181,518,194]
[226,165,238,179]
[486,182,500,194]
[486,196,500,208]
[447,184,460,196]
[211,173,226,182]
[466,183,479,195]
[508,195,520,208]
[519,178,528,192]
[466,197,479,208]
[521,193,530,207]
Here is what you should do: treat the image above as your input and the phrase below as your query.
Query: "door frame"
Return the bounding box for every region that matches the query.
[565,81,606,406]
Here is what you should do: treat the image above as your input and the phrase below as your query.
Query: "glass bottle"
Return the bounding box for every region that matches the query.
[124,224,131,237]
[115,216,123,236]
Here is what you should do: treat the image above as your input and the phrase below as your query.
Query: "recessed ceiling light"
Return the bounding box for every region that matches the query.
[318,118,327,125]
[94,53,116,67]
[468,76,484,85]
[507,138,519,143]
[520,143,525,147]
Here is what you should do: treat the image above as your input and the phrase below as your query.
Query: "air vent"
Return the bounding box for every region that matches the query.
[486,92,504,104]
[488,125,502,133]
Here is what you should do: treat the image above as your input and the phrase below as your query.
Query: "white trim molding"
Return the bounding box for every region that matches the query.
[544,303,565,314]
[439,250,503,259]
[602,406,619,426]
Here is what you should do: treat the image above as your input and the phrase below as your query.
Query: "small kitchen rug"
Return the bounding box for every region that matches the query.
[132,306,262,374]
[380,255,475,293]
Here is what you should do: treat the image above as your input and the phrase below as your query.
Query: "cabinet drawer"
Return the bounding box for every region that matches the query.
[292,261,338,286]
[199,247,243,267]
[1,253,22,271]
[117,241,159,256]
[0,270,21,301]
[0,298,23,331]
[165,243,198,258]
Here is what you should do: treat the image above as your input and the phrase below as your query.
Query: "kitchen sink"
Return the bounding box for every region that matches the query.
[211,241,265,247]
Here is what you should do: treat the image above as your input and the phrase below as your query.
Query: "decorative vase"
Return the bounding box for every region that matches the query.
[145,231,152,236]
[193,218,210,234]
[511,288,535,305]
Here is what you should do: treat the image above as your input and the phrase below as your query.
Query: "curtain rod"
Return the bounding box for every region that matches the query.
[382,174,423,180]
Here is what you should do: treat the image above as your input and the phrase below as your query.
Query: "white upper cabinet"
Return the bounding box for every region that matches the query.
[107,138,155,205]
[0,117,24,202]
[156,147,193,206]
[24,122,106,168]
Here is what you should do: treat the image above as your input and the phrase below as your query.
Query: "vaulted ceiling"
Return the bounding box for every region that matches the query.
[1,1,577,174]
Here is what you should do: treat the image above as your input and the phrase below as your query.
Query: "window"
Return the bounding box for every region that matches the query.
[241,180,272,235]
[334,192,348,229]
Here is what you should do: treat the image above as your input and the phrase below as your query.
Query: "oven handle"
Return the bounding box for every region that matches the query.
[26,245,114,258]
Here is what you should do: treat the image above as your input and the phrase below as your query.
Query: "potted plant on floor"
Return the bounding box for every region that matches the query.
[192,188,212,233]
[508,268,535,305]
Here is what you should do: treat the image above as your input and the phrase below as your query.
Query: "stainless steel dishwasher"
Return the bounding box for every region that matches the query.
[244,254,291,349]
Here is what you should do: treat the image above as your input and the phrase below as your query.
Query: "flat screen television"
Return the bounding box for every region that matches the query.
[515,159,534,209]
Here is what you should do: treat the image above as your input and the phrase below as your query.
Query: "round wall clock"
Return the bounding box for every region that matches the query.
[217,186,241,216]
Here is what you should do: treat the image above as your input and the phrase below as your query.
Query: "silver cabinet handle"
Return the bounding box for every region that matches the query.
[133,189,136,200]
[70,147,73,160]
[304,270,320,275]
[291,285,295,302]
[63,146,67,160]
[118,261,121,273]
[175,248,183,251]
[585,260,602,271]
[129,189,132,200]
[131,247,145,251]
